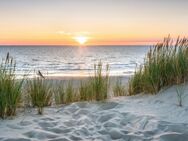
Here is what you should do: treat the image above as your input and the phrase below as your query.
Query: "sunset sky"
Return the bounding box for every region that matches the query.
[0,0,188,45]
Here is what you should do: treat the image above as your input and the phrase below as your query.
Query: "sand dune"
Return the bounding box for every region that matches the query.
[1,84,188,141]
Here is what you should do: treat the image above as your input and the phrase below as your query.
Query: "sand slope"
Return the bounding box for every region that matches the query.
[1,85,188,141]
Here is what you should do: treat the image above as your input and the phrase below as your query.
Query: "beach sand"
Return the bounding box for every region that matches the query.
[45,75,129,86]
[1,76,188,141]
[44,75,129,97]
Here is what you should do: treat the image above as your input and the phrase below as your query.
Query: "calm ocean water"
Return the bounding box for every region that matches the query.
[0,46,149,77]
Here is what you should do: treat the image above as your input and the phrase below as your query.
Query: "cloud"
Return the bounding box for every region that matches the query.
[56,31,73,36]
[57,31,91,36]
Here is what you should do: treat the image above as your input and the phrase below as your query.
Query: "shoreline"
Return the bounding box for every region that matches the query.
[44,75,130,82]
[21,75,130,90]
[17,73,132,79]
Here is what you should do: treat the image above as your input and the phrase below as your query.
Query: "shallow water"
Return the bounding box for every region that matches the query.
[0,45,149,77]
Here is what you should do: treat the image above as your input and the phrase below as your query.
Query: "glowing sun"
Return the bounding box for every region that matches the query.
[74,36,88,45]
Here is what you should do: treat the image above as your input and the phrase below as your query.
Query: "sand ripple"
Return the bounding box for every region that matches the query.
[1,100,188,141]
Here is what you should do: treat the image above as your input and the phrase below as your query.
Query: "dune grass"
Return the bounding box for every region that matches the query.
[64,82,76,104]
[91,62,110,101]
[26,76,52,115]
[79,62,110,101]
[55,81,78,104]
[0,54,110,118]
[0,53,24,119]
[128,36,188,95]
[176,83,186,107]
[113,79,127,97]
[55,82,65,105]
[55,62,110,104]
[79,81,93,101]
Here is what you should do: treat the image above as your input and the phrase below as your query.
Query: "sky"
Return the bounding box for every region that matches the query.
[0,0,188,45]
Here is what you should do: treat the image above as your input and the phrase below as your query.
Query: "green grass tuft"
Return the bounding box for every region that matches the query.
[91,61,110,101]
[64,81,76,104]
[55,82,65,105]
[128,36,188,95]
[26,76,52,115]
[55,81,77,104]
[55,62,110,103]
[113,79,127,97]
[0,53,24,119]
[79,81,93,101]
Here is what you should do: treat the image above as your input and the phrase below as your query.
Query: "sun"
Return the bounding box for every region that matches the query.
[74,36,88,45]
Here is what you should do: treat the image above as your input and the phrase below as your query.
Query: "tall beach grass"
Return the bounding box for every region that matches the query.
[26,76,52,115]
[79,81,93,101]
[55,81,78,105]
[113,78,127,97]
[64,81,77,104]
[128,36,188,95]
[55,62,110,104]
[78,61,110,101]
[91,61,110,101]
[54,82,65,105]
[0,53,24,119]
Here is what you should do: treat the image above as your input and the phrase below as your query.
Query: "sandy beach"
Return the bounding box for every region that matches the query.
[1,76,188,141]
[1,0,188,140]
[44,75,129,96]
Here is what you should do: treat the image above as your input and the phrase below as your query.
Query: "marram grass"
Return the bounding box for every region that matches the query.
[55,82,65,105]
[55,81,78,105]
[64,81,76,104]
[128,36,188,95]
[0,53,24,119]
[55,62,110,104]
[113,79,127,97]
[26,76,52,115]
[79,62,110,101]
[91,61,110,101]
[79,81,93,101]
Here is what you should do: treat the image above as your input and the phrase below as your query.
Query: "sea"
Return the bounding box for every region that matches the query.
[0,45,150,78]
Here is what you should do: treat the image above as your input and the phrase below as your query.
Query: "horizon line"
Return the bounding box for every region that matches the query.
[0,44,152,47]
